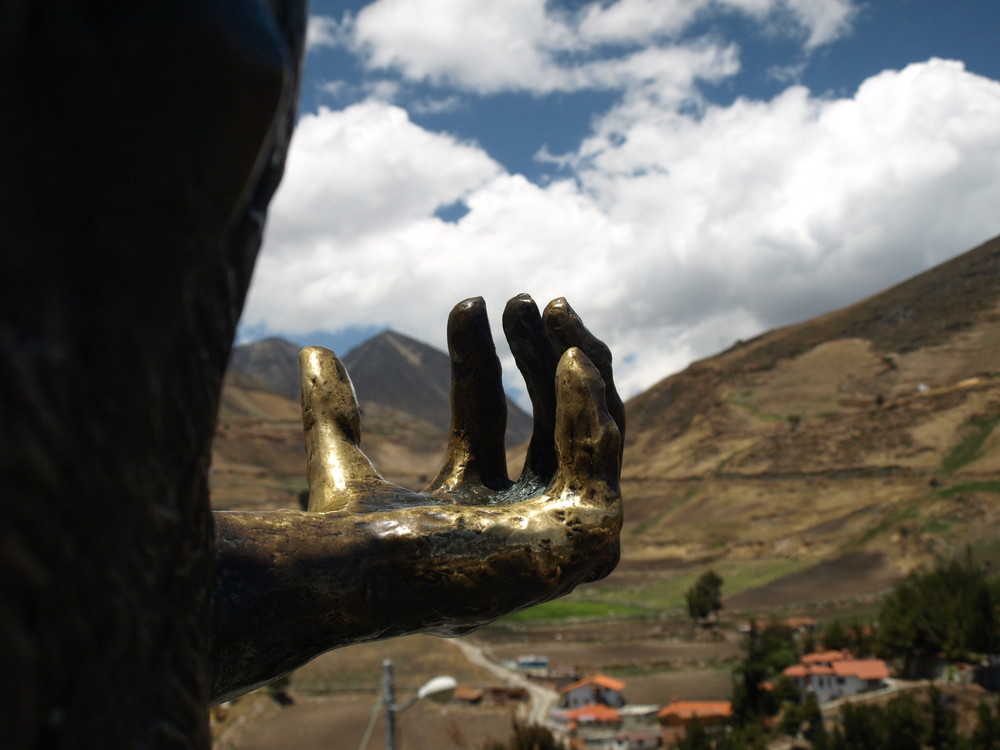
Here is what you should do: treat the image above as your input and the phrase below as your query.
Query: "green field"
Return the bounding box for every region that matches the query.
[499,557,809,623]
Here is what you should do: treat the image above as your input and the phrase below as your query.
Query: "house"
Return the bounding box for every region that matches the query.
[783,652,889,703]
[802,650,851,665]
[515,654,550,678]
[553,703,624,732]
[560,675,627,708]
[568,704,623,726]
[657,701,732,745]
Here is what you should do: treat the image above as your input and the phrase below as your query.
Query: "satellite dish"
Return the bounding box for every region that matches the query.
[416,675,457,704]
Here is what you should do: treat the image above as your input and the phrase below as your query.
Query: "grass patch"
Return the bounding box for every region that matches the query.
[719,558,807,598]
[726,392,786,422]
[942,413,1000,473]
[850,500,921,548]
[600,558,809,613]
[936,479,1000,497]
[501,599,651,623]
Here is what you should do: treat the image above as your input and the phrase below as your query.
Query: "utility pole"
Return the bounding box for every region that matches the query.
[382,658,397,750]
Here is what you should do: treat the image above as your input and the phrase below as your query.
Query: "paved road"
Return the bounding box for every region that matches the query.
[450,638,560,727]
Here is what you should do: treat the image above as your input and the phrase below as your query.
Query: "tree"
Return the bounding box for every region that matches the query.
[771,675,801,705]
[878,549,1000,663]
[821,618,850,650]
[802,693,828,750]
[883,693,927,750]
[839,702,888,750]
[687,569,724,623]
[732,621,789,725]
[758,622,798,674]
[847,620,877,657]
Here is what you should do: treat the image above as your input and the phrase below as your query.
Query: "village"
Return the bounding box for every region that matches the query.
[425,608,999,750]
[485,618,896,749]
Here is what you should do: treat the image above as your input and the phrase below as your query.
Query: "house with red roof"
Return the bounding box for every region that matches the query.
[566,704,623,725]
[783,651,889,704]
[551,703,624,737]
[560,674,627,708]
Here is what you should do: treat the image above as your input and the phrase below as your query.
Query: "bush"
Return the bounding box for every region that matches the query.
[687,570,724,623]
[878,549,1000,662]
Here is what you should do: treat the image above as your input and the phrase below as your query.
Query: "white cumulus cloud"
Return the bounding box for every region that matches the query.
[327,0,856,97]
[246,58,1000,401]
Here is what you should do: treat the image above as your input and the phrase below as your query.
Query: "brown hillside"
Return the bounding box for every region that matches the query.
[617,234,1000,611]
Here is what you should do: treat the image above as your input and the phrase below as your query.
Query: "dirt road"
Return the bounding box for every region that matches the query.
[451,639,559,726]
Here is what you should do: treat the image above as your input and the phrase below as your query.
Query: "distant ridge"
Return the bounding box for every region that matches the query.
[228,330,534,447]
[342,331,453,431]
[228,337,302,401]
[628,233,1000,448]
[343,330,534,447]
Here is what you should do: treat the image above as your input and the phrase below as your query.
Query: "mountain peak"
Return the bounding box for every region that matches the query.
[343,330,533,445]
[228,328,534,447]
[228,337,302,401]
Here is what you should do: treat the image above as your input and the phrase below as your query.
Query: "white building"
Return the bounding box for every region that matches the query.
[784,651,889,704]
[559,675,627,708]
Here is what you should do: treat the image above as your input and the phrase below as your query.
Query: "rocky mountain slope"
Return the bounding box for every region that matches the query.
[615,233,1000,610]
[227,337,302,401]
[341,330,533,443]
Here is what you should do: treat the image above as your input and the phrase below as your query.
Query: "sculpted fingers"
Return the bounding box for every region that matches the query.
[503,294,559,492]
[299,346,386,512]
[425,297,512,499]
[549,347,622,582]
[543,298,626,459]
[550,347,622,499]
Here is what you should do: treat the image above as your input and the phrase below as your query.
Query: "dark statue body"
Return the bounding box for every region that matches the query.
[0,4,624,747]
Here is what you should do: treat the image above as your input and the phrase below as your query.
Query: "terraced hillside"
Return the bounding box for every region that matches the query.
[604,233,1000,615]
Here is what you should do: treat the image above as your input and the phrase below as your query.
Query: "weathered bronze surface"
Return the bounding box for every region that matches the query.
[2,1,623,745]
[211,294,624,702]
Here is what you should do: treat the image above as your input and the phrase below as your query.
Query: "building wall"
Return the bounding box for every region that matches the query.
[565,685,625,708]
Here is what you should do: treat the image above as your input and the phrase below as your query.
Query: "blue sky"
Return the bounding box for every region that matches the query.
[241,0,1000,403]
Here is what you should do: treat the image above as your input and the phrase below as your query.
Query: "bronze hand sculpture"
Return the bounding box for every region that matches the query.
[211,294,624,702]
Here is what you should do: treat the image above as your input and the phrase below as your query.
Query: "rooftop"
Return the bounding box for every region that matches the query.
[560,674,626,694]
[657,701,733,720]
